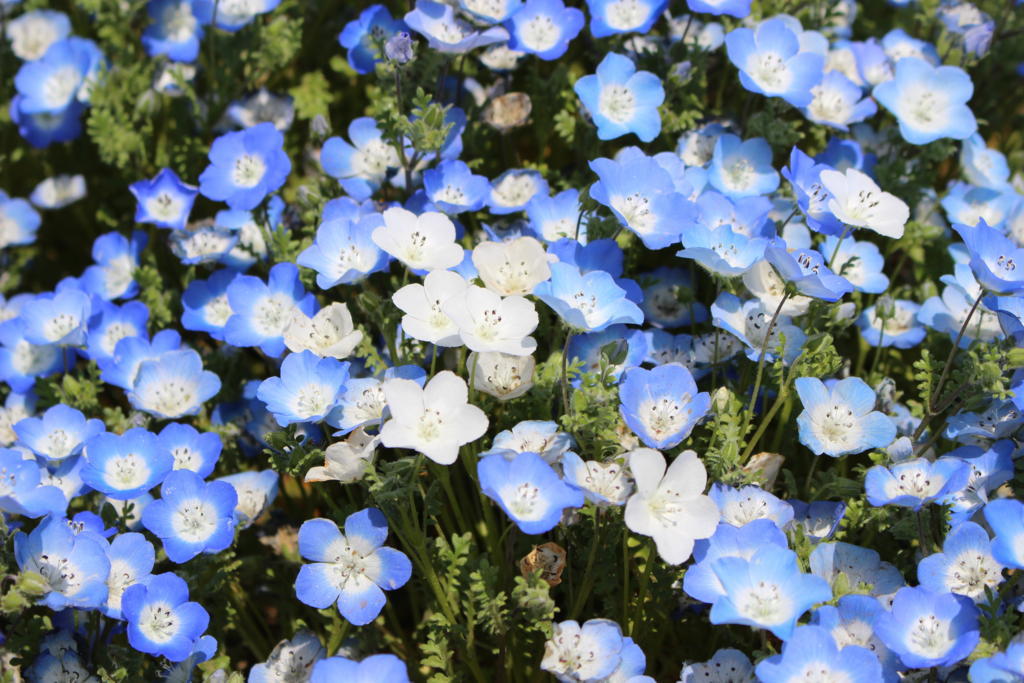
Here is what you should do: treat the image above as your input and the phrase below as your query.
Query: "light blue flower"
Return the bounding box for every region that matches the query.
[803,71,878,131]
[725,18,824,107]
[820,236,889,293]
[13,403,103,461]
[941,182,1018,230]
[404,0,508,53]
[985,498,1024,570]
[686,0,751,17]
[618,364,709,449]
[695,191,774,237]
[129,168,198,231]
[677,224,768,277]
[478,451,583,533]
[961,133,1011,190]
[81,230,148,301]
[970,643,1024,683]
[953,220,1024,294]
[97,329,182,391]
[297,204,389,289]
[874,586,980,669]
[320,118,399,201]
[679,649,755,682]
[257,351,350,426]
[295,508,412,625]
[708,483,795,528]
[422,159,490,214]
[194,0,280,32]
[224,262,317,357]
[81,427,174,500]
[0,448,66,517]
[199,122,291,210]
[141,0,206,62]
[918,264,1003,346]
[574,52,664,142]
[526,189,587,243]
[487,168,548,215]
[142,469,238,563]
[795,377,896,457]
[15,515,109,610]
[0,192,41,249]
[217,469,279,528]
[9,94,84,149]
[85,300,149,363]
[122,572,210,661]
[707,134,779,198]
[810,541,906,601]
[638,266,707,329]
[181,269,237,341]
[858,299,925,349]
[918,521,1003,602]
[939,440,1014,524]
[811,595,900,682]
[14,38,95,114]
[865,457,971,510]
[506,0,584,60]
[756,624,882,682]
[873,57,976,145]
[158,423,221,478]
[787,500,846,542]
[540,618,625,680]
[533,262,644,332]
[586,0,667,37]
[19,288,91,347]
[710,292,806,364]
[765,244,854,302]
[338,5,408,75]
[490,420,574,464]
[326,365,426,434]
[127,348,221,420]
[683,519,789,604]
[566,324,647,387]
[311,654,410,683]
[780,148,842,234]
[102,532,155,619]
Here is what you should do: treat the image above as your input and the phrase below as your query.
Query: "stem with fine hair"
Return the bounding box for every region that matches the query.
[828,224,853,270]
[740,291,790,443]
[928,290,985,414]
[561,330,575,420]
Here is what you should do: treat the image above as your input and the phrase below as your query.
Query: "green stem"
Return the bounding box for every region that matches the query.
[561,330,575,420]
[740,291,790,444]
[929,290,984,414]
[828,224,853,271]
[569,511,601,619]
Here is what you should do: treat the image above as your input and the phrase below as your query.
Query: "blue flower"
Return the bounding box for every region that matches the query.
[820,236,889,294]
[941,182,1018,230]
[142,469,238,563]
[217,469,279,528]
[257,351,350,426]
[404,0,508,53]
[638,266,707,329]
[918,264,1003,347]
[81,428,174,500]
[873,586,980,669]
[19,288,91,347]
[540,618,625,680]
[422,159,490,214]
[865,457,971,510]
[122,572,210,662]
[141,0,206,62]
[127,348,221,420]
[970,643,1024,683]
[961,133,1011,190]
[710,292,806,364]
[679,649,755,682]
[574,53,664,142]
[487,168,548,215]
[533,262,644,332]
[707,134,780,198]
[566,324,647,387]
[708,483,795,528]
[478,450,584,533]
[782,147,845,236]
[686,0,751,17]
[198,122,291,210]
[811,595,900,682]
[311,654,410,683]
[0,192,41,249]
[320,118,399,201]
[295,508,412,625]
[0,448,66,517]
[181,269,237,341]
[684,519,789,604]
[490,420,574,463]
[952,220,1024,294]
[458,0,522,22]
[13,403,103,461]
[15,515,109,610]
[158,423,221,478]
[102,532,155,619]
[677,224,769,277]
[939,440,1014,524]
[505,0,583,60]
[129,168,198,231]
[85,300,149,363]
[756,624,882,682]
[327,365,426,434]
[224,262,317,357]
[339,5,407,75]
[873,57,976,145]
[795,377,896,457]
[5,10,71,61]
[14,38,94,114]
[695,191,774,238]
[809,541,906,600]
[98,328,182,390]
[918,521,1003,603]
[81,230,148,301]
[765,244,854,302]
[194,0,280,31]
[787,500,846,542]
[297,202,389,289]
[858,299,925,348]
[618,364,709,449]
[725,18,824,107]
[984,498,1024,570]
[526,189,586,243]
[586,0,667,37]
[803,71,878,131]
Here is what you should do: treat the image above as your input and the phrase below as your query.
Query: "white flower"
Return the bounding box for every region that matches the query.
[392,270,468,346]
[472,236,551,296]
[624,448,719,565]
[742,260,812,317]
[443,285,538,356]
[304,428,379,484]
[284,303,363,359]
[821,168,910,239]
[371,207,464,271]
[380,371,488,465]
[467,351,536,401]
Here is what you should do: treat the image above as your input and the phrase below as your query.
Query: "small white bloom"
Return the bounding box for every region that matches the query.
[371,207,464,272]
[392,270,468,346]
[467,351,536,401]
[443,285,538,356]
[284,303,363,359]
[742,260,812,316]
[472,236,551,296]
[305,428,380,484]
[821,168,910,238]
[30,175,86,209]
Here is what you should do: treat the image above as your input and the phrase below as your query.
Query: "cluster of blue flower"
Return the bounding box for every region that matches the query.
[2,0,1024,679]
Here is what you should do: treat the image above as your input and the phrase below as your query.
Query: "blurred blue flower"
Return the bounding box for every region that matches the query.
[574,53,664,143]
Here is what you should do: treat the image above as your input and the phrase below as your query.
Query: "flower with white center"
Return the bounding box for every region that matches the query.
[755,624,883,683]
[14,516,110,611]
[708,483,795,529]
[534,262,644,332]
[742,260,812,316]
[13,403,103,461]
[679,648,756,683]
[169,225,239,265]
[794,377,896,457]
[873,57,977,145]
[865,457,971,510]
[506,0,584,61]
[157,423,221,479]
[295,508,412,625]
[305,429,380,485]
[102,532,155,619]
[392,270,469,346]
[487,169,548,214]
[129,168,197,232]
[707,134,780,199]
[14,37,92,113]
[588,0,664,36]
[225,262,317,358]
[20,289,91,347]
[225,88,295,131]
[467,351,536,401]
[812,594,902,680]
[371,207,464,272]
[403,0,509,54]
[81,427,174,500]
[284,303,363,359]
[725,18,825,107]
[6,10,71,61]
[710,292,806,364]
[820,167,909,239]
[873,586,981,669]
[624,448,719,564]
[123,573,210,662]
[442,284,539,356]
[380,371,488,465]
[574,52,664,142]
[618,364,710,450]
[478,451,584,533]
[320,118,401,200]
[257,351,350,427]
[918,521,1004,602]
[142,469,237,564]
[327,366,427,434]
[217,469,278,529]
[0,447,66,518]
[562,452,633,506]
[683,520,790,605]
[808,542,907,604]
[128,349,222,420]
[803,71,878,131]
[198,122,291,211]
[472,237,552,296]
[0,393,36,447]
[249,631,326,682]
[540,619,625,681]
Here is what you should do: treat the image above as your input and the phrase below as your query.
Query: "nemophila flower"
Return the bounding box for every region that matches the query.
[534,262,644,332]
[223,88,295,131]
[372,207,464,273]
[708,543,832,639]
[14,38,94,114]
[708,483,795,529]
[404,0,508,53]
[168,225,239,265]
[687,0,751,17]
[757,625,882,683]
[478,451,583,533]
[421,160,489,214]
[677,224,768,277]
[392,269,468,346]
[257,351,350,426]
[197,0,281,32]
[953,220,1024,294]
[858,299,925,349]
[941,182,1018,231]
[505,0,583,60]
[694,191,774,238]
[984,499,1024,569]
[819,235,888,294]
[794,377,896,457]
[81,428,174,500]
[284,303,363,359]
[158,423,221,479]
[939,441,1014,523]
[811,595,900,682]
[19,288,91,347]
[541,618,625,681]
[586,0,667,37]
[0,392,37,447]
[710,292,806,364]
[782,148,845,236]
[311,654,410,683]
[81,230,147,301]
[491,421,573,464]
[819,168,909,239]
[127,348,221,420]
[487,169,548,215]
[624,448,718,564]
[250,630,325,683]
[567,324,646,386]
[5,10,70,61]
[803,71,877,131]
[865,457,970,510]
[98,329,182,391]
[562,452,632,506]
[880,27,939,64]
[14,403,103,461]
[918,264,1002,346]
[122,572,209,662]
[296,508,411,625]
[787,500,846,542]
[305,428,379,485]
[0,321,57,392]
[140,0,206,62]
[574,52,664,142]
[873,57,976,145]
[85,300,149,363]
[15,515,109,610]
[874,586,980,669]
[707,134,779,199]
[442,285,539,355]
[918,521,1003,602]
[679,649,755,683]
[960,133,1010,190]
[472,236,551,297]
[945,400,1024,443]
[468,350,537,401]
[217,469,278,528]
[0,192,41,249]
[970,643,1024,683]
[809,542,906,601]
[297,205,389,289]
[526,189,586,242]
[320,118,399,201]
[224,262,316,357]
[725,18,824,107]
[618,365,709,449]
[380,370,487,465]
[684,519,789,604]
[327,365,426,434]
[141,469,237,563]
[198,122,290,211]
[102,532,155,619]
[339,5,407,75]
[765,244,854,302]
[0,447,66,517]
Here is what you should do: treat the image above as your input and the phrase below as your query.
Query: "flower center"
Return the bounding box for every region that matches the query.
[232,154,266,188]
[105,453,151,490]
[172,499,219,543]
[139,602,180,644]
[605,0,646,30]
[908,614,954,657]
[739,580,788,621]
[639,396,688,439]
[598,84,636,124]
[521,15,558,51]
